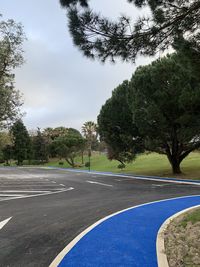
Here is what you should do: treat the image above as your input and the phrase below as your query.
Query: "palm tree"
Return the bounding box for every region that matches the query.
[81,121,98,169]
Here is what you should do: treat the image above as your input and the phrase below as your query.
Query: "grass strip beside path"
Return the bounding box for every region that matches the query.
[45,152,200,180]
[165,208,200,267]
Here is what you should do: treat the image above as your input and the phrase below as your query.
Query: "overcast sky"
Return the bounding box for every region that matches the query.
[1,0,154,131]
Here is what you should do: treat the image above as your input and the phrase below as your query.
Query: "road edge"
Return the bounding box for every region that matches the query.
[47,167,200,186]
[156,204,200,267]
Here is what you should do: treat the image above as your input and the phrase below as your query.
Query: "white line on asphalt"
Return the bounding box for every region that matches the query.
[86,181,113,187]
[0,187,74,202]
[59,184,65,187]
[115,178,132,181]
[152,184,168,187]
[62,169,200,186]
[0,194,25,197]
[0,190,50,193]
[52,181,56,184]
[0,217,12,230]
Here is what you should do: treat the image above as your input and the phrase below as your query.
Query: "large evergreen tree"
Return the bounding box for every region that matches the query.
[98,81,144,164]
[129,53,200,174]
[11,120,31,165]
[59,0,200,62]
[32,128,49,163]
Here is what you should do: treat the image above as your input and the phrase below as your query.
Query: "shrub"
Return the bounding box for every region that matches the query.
[118,163,126,170]
[85,162,90,168]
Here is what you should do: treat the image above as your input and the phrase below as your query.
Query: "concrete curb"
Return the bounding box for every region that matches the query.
[156,204,200,267]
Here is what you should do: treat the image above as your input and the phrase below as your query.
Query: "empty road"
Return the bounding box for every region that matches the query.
[0,167,199,266]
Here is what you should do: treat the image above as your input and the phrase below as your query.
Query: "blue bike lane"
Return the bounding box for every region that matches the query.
[57,195,200,267]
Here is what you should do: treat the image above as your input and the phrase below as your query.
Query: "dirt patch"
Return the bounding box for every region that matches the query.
[164,208,200,267]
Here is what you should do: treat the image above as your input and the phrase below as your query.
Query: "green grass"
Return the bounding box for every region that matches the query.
[180,208,200,227]
[45,151,200,180]
[2,151,199,180]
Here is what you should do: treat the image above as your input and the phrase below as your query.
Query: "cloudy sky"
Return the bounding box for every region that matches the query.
[2,0,154,131]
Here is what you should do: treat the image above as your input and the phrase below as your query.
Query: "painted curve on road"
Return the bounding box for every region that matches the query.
[57,195,200,267]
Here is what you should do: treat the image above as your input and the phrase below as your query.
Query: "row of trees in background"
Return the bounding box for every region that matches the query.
[0,120,101,167]
[0,16,101,168]
[98,52,200,174]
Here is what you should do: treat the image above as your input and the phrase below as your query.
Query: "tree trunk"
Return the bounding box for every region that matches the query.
[171,160,182,174]
[66,157,75,168]
[166,148,182,175]
[81,151,84,164]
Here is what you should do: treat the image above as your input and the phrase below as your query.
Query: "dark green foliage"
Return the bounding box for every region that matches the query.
[118,163,126,171]
[11,120,32,165]
[43,126,72,157]
[32,128,49,163]
[0,16,25,127]
[85,161,90,168]
[98,80,144,164]
[52,128,86,167]
[2,144,13,164]
[60,0,88,8]
[60,0,200,62]
[129,53,200,174]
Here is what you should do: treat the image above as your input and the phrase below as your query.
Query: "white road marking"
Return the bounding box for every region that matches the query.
[52,181,56,184]
[0,217,12,230]
[0,187,74,202]
[86,181,113,187]
[59,184,65,187]
[115,178,132,181]
[63,169,200,186]
[0,194,25,197]
[152,184,169,187]
[0,190,50,193]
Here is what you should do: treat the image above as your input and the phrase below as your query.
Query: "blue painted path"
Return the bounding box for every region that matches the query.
[59,195,200,267]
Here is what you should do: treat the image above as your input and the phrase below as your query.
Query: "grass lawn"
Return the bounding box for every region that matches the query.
[180,208,200,228]
[45,151,200,180]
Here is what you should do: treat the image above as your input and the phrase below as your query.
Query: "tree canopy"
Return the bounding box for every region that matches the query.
[82,121,98,151]
[59,0,200,62]
[52,128,86,167]
[98,80,144,164]
[11,120,32,165]
[0,16,25,128]
[128,53,200,173]
[32,128,49,163]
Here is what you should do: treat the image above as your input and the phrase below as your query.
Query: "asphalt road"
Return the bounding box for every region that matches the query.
[0,167,199,267]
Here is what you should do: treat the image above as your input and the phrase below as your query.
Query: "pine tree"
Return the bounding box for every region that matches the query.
[59,0,200,62]
[33,128,49,163]
[11,120,31,165]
